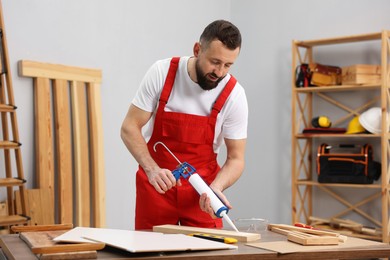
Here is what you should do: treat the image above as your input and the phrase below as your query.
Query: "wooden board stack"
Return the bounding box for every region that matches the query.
[268,224,347,246]
[10,224,105,259]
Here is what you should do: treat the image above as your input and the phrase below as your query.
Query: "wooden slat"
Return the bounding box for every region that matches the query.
[153,224,260,242]
[52,79,73,224]
[15,189,54,226]
[0,104,14,112]
[11,223,73,233]
[34,77,54,197]
[287,232,339,245]
[19,229,102,256]
[19,60,105,228]
[18,60,102,84]
[87,83,106,227]
[71,81,90,227]
[31,243,105,255]
[0,178,25,187]
[0,141,19,149]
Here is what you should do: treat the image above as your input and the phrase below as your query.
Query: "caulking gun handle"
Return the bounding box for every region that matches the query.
[171,162,196,180]
[171,168,182,180]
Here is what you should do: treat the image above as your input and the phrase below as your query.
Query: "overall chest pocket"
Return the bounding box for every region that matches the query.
[161,113,212,145]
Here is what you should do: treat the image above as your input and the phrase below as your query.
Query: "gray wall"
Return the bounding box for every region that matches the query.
[2,0,390,229]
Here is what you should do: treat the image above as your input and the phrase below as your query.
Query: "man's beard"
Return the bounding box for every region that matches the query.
[195,60,224,91]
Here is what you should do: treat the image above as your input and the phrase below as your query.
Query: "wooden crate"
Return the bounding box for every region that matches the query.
[342,64,381,85]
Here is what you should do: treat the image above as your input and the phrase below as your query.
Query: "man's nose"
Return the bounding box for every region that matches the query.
[213,65,225,78]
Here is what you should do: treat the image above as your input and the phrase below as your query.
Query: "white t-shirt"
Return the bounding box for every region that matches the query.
[132,56,248,153]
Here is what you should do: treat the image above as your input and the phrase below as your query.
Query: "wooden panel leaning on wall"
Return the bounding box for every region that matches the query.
[18,60,106,227]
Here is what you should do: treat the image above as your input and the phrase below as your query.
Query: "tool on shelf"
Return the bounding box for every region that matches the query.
[153,141,239,232]
[311,116,332,128]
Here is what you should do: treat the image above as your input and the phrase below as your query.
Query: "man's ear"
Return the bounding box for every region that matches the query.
[193,42,201,57]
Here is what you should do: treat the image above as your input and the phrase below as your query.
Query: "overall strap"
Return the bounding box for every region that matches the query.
[209,75,237,123]
[159,57,180,106]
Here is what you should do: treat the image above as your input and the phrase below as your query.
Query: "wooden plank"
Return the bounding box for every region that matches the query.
[11,224,73,233]
[87,83,106,227]
[295,32,383,47]
[19,59,106,228]
[31,243,104,255]
[268,223,340,237]
[20,230,103,255]
[34,77,55,202]
[71,81,90,227]
[18,60,102,83]
[268,224,347,243]
[153,224,260,242]
[38,250,97,260]
[52,79,73,224]
[15,189,54,225]
[287,231,339,246]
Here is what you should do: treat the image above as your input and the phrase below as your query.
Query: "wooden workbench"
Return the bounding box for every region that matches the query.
[1,229,390,259]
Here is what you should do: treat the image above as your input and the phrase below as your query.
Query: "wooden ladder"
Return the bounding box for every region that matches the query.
[0,0,29,227]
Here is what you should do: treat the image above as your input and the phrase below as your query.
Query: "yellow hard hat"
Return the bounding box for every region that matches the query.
[346,116,366,134]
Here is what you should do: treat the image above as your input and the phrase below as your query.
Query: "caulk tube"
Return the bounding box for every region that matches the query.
[188,173,229,217]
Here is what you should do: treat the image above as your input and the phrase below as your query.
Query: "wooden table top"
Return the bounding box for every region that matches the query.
[1,229,390,259]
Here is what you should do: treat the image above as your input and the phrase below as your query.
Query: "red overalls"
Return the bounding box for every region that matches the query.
[135,57,237,230]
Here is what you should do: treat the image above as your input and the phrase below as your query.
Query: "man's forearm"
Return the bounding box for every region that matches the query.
[120,105,160,172]
[121,124,159,172]
[210,138,246,192]
[211,157,244,192]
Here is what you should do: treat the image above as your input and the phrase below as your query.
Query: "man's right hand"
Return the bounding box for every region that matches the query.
[145,168,181,194]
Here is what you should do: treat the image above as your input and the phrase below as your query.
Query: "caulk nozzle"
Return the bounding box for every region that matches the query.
[221,211,239,232]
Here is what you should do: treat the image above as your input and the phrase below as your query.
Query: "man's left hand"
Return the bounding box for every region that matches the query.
[199,190,232,219]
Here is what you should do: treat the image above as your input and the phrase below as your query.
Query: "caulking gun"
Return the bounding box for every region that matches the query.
[153,141,239,232]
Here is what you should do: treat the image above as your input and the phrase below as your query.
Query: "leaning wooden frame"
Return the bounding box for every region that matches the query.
[18,60,106,228]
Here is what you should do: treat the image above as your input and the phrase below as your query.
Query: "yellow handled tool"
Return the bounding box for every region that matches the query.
[188,233,238,244]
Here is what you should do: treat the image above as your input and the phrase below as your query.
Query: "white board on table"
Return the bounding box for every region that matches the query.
[53,227,237,253]
[53,227,162,244]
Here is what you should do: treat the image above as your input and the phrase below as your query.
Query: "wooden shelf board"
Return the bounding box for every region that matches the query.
[294,84,380,93]
[296,133,380,138]
[296,180,381,189]
[294,32,385,47]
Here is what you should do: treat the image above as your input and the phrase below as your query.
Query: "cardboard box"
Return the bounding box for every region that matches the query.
[342,64,381,85]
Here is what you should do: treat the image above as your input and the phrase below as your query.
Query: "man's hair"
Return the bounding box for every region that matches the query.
[199,20,242,50]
